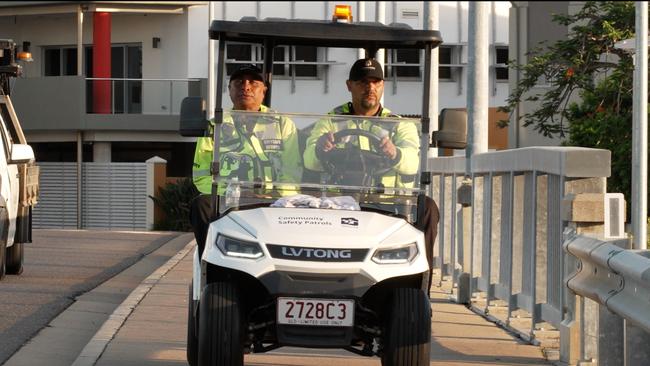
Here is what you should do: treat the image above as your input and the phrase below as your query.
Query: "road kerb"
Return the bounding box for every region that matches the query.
[70,239,195,366]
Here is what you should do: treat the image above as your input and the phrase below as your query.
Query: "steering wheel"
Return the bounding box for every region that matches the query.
[318,129,396,185]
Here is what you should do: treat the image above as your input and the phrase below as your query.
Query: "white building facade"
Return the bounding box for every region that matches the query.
[194,1,512,116]
[2,1,512,175]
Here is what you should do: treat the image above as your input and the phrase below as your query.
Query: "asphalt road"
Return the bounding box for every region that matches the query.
[0,229,186,365]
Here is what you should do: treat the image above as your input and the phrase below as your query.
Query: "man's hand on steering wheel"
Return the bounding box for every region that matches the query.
[316,132,335,153]
[379,136,397,160]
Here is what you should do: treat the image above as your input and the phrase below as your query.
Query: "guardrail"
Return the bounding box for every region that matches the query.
[565,234,650,333]
[563,232,650,365]
[427,146,616,362]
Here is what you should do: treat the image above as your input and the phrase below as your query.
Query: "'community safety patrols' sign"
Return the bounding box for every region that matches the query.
[277,216,333,226]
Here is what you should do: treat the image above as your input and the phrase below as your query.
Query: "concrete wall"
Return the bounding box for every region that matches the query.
[11,76,85,130]
[508,1,575,148]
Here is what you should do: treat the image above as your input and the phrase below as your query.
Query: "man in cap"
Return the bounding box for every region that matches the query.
[303,58,440,291]
[190,64,301,256]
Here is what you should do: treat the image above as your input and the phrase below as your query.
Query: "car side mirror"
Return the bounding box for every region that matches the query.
[431,108,467,149]
[10,144,35,163]
[180,96,208,137]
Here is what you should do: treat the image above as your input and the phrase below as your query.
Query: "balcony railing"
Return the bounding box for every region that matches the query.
[85,78,202,115]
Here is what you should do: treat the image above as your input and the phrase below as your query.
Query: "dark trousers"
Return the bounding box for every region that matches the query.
[190,194,212,258]
[190,194,440,291]
[420,196,440,293]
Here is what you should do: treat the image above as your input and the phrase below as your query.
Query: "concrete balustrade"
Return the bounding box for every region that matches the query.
[427,146,650,365]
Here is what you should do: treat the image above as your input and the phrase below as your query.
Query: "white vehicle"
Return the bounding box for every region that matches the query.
[0,39,39,280]
[180,12,466,366]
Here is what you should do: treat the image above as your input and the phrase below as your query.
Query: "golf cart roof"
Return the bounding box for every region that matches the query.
[209,18,442,49]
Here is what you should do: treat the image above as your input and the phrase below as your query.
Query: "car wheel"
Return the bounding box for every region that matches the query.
[381,288,431,366]
[187,281,198,366]
[6,242,23,275]
[198,282,244,366]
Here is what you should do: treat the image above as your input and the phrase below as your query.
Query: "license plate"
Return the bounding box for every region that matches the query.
[277,297,354,327]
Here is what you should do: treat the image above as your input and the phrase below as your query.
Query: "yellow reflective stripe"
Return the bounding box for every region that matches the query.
[248,135,268,161]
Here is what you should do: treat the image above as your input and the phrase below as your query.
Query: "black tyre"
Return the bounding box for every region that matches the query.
[198,282,244,366]
[187,282,198,366]
[0,207,7,280]
[381,288,431,366]
[6,242,24,275]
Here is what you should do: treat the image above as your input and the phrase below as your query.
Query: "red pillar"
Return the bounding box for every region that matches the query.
[93,12,111,114]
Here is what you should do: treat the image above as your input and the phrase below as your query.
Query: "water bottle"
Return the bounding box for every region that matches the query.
[225,177,240,208]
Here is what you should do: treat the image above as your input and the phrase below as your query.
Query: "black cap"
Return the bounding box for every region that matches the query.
[230,64,264,83]
[348,58,384,81]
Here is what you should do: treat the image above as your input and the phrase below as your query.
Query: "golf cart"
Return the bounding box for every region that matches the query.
[180,10,466,366]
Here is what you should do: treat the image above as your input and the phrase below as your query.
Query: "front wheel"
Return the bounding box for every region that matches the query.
[198,282,244,366]
[6,242,24,275]
[187,282,198,366]
[381,288,431,366]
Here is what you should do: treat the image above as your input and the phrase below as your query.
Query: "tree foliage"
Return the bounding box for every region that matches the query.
[500,1,648,217]
[498,1,635,137]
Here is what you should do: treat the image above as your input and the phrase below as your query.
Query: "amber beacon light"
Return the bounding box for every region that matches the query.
[332,4,353,22]
[17,41,32,62]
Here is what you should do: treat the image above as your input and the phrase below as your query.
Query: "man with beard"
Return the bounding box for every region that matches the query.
[303,58,440,292]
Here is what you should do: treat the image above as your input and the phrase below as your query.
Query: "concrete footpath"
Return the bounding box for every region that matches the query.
[22,241,551,366]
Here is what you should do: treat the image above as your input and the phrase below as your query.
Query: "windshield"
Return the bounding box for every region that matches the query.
[214,110,424,222]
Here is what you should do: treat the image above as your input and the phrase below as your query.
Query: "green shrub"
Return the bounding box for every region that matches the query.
[149,177,199,231]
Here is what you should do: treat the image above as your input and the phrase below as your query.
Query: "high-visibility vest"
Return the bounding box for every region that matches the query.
[192,105,302,194]
[303,102,420,188]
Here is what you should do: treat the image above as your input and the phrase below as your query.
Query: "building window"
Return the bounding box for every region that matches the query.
[225,43,257,75]
[43,48,61,76]
[43,44,141,79]
[43,46,90,76]
[438,45,462,82]
[495,46,509,81]
[43,44,142,114]
[292,46,318,77]
[273,46,288,76]
[225,43,320,79]
[385,49,421,79]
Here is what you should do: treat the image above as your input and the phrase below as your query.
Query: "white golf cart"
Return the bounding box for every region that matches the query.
[180,14,466,366]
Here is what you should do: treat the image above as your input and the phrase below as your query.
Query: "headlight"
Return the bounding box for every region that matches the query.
[372,243,418,264]
[216,235,264,259]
